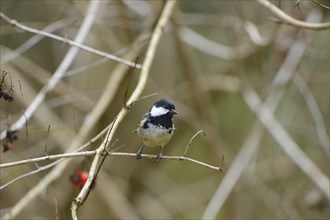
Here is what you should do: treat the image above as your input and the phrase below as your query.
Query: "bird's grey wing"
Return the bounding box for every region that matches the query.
[139,112,149,127]
[134,112,149,133]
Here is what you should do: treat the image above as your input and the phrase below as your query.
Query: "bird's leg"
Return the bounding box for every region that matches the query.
[156,146,163,163]
[136,145,145,160]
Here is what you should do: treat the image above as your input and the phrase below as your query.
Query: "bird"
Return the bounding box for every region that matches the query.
[136,98,178,163]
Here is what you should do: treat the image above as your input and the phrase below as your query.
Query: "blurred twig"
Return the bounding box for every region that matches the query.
[202,10,324,220]
[293,0,301,11]
[1,17,76,64]
[0,12,142,69]
[242,86,330,199]
[311,0,330,9]
[64,34,150,78]
[242,21,270,46]
[256,0,330,30]
[179,27,254,60]
[293,74,330,157]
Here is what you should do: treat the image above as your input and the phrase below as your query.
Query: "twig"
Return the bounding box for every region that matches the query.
[127,93,158,109]
[182,130,205,157]
[219,155,224,172]
[242,21,270,46]
[64,34,150,78]
[0,12,141,69]
[45,125,51,156]
[311,0,330,9]
[17,79,23,96]
[54,197,58,220]
[293,74,330,157]
[293,0,301,11]
[1,128,223,172]
[1,17,77,64]
[179,27,253,60]
[121,153,223,171]
[124,56,140,110]
[1,150,224,189]
[2,46,95,112]
[0,151,96,169]
[21,111,39,168]
[0,159,63,190]
[0,150,223,171]
[256,0,330,30]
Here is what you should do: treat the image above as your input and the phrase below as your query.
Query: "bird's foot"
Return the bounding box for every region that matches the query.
[136,145,145,160]
[156,153,162,163]
[136,151,142,160]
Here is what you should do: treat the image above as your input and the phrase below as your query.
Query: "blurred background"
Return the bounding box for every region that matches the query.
[0,0,329,219]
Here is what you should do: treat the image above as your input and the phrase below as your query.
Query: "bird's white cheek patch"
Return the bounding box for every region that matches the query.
[150,106,169,117]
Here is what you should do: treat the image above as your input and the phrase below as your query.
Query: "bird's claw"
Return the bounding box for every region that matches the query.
[136,152,142,160]
[136,145,145,160]
[156,153,162,163]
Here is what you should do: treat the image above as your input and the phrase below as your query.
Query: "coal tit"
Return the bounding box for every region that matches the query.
[136,98,178,162]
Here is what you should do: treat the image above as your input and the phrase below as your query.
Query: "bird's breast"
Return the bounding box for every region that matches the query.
[137,123,174,147]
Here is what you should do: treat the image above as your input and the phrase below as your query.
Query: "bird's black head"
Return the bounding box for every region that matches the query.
[145,98,177,129]
[151,98,177,116]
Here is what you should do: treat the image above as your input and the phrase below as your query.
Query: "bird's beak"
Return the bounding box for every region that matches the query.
[171,109,178,115]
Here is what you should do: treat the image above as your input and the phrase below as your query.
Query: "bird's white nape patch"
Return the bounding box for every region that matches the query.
[150,106,169,117]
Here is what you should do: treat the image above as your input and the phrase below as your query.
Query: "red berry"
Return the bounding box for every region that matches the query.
[78,171,88,184]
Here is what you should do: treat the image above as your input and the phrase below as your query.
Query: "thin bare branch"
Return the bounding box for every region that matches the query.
[293,0,301,11]
[179,27,254,60]
[119,153,223,171]
[44,125,51,156]
[311,0,330,9]
[0,151,96,169]
[0,150,222,172]
[293,74,330,157]
[127,93,158,109]
[0,12,142,69]
[243,21,270,46]
[1,17,76,64]
[0,159,62,190]
[54,197,58,220]
[182,130,205,157]
[256,0,330,30]
[124,57,140,110]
